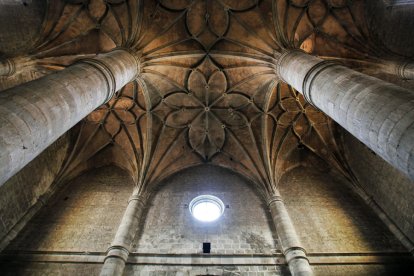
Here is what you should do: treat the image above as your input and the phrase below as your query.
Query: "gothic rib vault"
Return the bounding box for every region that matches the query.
[3,0,404,195]
[1,1,414,275]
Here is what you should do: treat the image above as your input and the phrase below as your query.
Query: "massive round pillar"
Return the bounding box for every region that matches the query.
[0,56,36,77]
[363,59,414,80]
[267,193,313,276]
[100,194,146,276]
[277,50,414,181]
[397,61,414,80]
[0,58,15,77]
[0,49,139,186]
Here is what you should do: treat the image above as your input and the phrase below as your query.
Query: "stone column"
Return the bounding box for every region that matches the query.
[323,57,414,81]
[0,49,139,186]
[0,58,16,76]
[267,193,313,276]
[277,50,414,181]
[100,194,146,276]
[0,56,37,77]
[393,60,414,80]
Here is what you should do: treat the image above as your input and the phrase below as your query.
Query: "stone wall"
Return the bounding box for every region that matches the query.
[135,165,278,255]
[5,166,133,252]
[279,166,406,253]
[365,0,414,56]
[0,166,134,274]
[312,264,414,276]
[0,263,102,276]
[0,0,47,55]
[0,133,69,250]
[278,166,413,274]
[2,164,413,275]
[342,130,414,244]
[131,165,281,272]
[124,265,287,275]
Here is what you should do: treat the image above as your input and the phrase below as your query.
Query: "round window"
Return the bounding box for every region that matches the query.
[189,195,225,222]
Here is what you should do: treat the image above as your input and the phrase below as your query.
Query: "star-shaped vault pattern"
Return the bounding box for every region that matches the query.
[3,0,400,195]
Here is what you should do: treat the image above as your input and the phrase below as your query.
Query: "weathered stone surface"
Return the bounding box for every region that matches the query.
[279,167,406,253]
[268,193,312,276]
[0,49,138,186]
[124,265,287,275]
[0,1,413,275]
[365,1,414,56]
[100,193,147,276]
[312,264,414,276]
[0,133,69,251]
[342,130,414,244]
[3,166,133,253]
[278,50,414,181]
[134,165,279,256]
[0,262,102,276]
[0,0,47,55]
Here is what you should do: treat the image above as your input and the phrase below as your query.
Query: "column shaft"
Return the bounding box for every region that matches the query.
[0,58,15,76]
[325,57,414,81]
[397,61,414,80]
[0,56,36,77]
[100,194,146,276]
[278,50,414,180]
[268,194,313,276]
[362,59,414,80]
[0,49,138,186]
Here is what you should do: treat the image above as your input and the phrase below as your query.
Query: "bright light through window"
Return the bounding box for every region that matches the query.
[189,195,224,222]
[192,201,221,222]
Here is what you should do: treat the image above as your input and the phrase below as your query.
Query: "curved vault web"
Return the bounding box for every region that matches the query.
[30,0,379,195]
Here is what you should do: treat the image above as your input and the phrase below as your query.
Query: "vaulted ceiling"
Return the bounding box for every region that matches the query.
[1,0,408,195]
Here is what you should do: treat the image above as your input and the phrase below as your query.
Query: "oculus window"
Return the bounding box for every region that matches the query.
[189,195,224,222]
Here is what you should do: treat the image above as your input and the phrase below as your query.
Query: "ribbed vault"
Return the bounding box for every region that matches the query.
[2,0,411,195]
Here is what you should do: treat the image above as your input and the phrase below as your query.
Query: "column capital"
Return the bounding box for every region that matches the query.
[104,245,130,262]
[301,60,336,108]
[128,194,147,205]
[276,50,292,81]
[79,58,116,104]
[115,47,142,75]
[284,246,309,263]
[396,60,414,80]
[77,48,140,104]
[276,49,303,82]
[0,58,16,77]
[267,194,283,207]
[276,49,336,108]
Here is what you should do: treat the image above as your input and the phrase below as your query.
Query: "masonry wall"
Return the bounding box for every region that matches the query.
[280,166,405,253]
[342,131,414,244]
[124,265,288,275]
[0,166,134,275]
[0,0,46,55]
[1,164,413,275]
[279,166,412,274]
[365,0,414,56]
[130,165,282,274]
[0,133,70,251]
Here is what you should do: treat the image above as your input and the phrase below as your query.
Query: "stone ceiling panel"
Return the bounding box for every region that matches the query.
[6,0,381,193]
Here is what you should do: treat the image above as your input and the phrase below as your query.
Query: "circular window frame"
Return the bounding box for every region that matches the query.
[189,195,225,222]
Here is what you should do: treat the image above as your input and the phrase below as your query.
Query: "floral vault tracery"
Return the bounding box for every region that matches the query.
[2,0,409,193]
